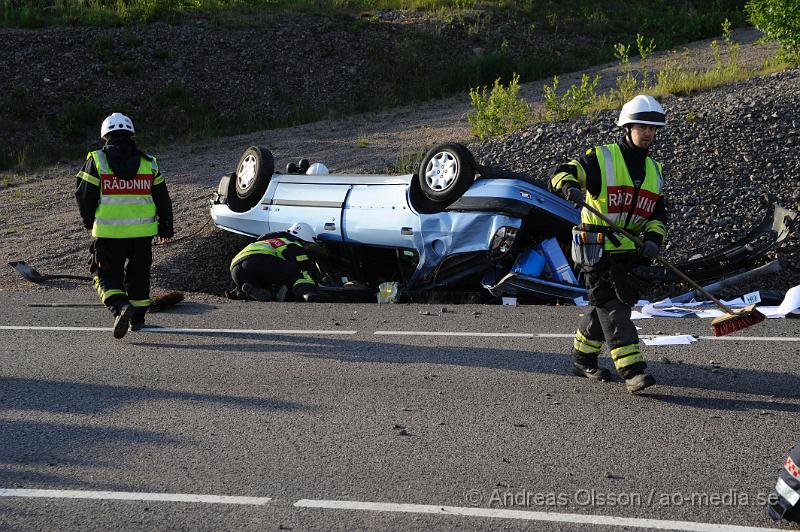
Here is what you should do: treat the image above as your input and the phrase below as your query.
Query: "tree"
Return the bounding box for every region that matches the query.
[746,0,800,54]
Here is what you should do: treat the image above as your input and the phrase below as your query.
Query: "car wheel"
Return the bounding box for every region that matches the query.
[235,146,274,202]
[418,143,475,204]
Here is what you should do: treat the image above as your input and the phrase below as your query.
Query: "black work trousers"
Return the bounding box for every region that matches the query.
[230,254,315,300]
[572,253,646,378]
[91,237,152,319]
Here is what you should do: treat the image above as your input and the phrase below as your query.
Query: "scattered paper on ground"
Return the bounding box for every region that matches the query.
[643,335,698,346]
[630,310,653,320]
[632,285,800,319]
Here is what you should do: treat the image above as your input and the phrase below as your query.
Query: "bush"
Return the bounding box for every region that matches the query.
[542,73,599,121]
[746,0,800,53]
[468,73,531,140]
[56,98,103,139]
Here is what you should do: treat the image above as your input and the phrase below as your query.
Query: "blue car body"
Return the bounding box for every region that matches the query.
[210,168,587,300]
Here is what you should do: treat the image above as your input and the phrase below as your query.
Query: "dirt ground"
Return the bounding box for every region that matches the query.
[0,28,780,302]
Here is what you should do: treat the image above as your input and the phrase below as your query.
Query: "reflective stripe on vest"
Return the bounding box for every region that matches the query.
[90,150,158,238]
[581,144,663,252]
[229,238,302,270]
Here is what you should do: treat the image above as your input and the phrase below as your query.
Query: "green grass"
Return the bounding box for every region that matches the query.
[546,29,792,126]
[55,98,104,140]
[468,19,793,141]
[1,0,498,26]
[384,147,426,174]
[2,0,747,28]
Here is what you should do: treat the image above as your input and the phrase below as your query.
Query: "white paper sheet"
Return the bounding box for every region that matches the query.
[641,303,696,317]
[630,310,654,320]
[756,306,784,319]
[774,285,800,316]
[721,297,745,307]
[695,309,726,319]
[643,335,698,346]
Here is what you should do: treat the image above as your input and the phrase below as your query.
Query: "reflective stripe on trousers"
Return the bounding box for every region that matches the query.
[573,329,602,355]
[610,343,644,369]
[94,275,127,304]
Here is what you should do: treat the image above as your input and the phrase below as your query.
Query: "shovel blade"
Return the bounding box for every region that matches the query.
[8,261,46,283]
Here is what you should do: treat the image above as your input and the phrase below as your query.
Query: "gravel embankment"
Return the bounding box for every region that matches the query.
[475,68,800,299]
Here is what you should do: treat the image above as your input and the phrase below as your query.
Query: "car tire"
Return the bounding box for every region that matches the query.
[234,146,274,204]
[418,143,476,204]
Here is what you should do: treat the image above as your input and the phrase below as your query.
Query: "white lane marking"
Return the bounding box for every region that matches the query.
[1,326,795,342]
[0,488,270,505]
[0,326,356,335]
[695,336,800,342]
[378,331,539,337]
[293,499,780,531]
[374,331,800,342]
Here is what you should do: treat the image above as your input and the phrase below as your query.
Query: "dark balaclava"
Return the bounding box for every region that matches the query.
[619,124,649,186]
[102,132,144,180]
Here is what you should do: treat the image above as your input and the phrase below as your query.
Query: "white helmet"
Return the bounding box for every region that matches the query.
[101,112,135,139]
[287,222,317,243]
[617,95,666,127]
[306,162,329,175]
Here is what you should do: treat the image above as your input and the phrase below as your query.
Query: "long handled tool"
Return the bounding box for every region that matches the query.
[9,261,92,282]
[577,202,765,336]
[8,260,184,312]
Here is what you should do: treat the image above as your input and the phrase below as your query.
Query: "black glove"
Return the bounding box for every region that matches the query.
[640,240,660,259]
[563,186,583,205]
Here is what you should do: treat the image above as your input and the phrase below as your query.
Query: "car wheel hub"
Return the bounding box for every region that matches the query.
[424,151,459,192]
[237,154,257,190]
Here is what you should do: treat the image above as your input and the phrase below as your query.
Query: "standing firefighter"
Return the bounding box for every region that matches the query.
[76,113,173,339]
[550,95,668,393]
[230,222,328,303]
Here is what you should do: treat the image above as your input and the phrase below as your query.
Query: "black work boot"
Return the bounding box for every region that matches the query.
[273,285,290,302]
[295,286,331,303]
[113,303,134,339]
[241,282,273,302]
[129,309,146,332]
[301,290,331,303]
[625,372,656,394]
[572,353,612,382]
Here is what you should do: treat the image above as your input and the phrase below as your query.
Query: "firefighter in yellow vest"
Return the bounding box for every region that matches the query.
[229,222,329,303]
[76,113,173,339]
[550,95,668,393]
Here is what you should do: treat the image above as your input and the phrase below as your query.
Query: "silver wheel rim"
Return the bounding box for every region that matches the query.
[237,154,258,190]
[424,151,459,192]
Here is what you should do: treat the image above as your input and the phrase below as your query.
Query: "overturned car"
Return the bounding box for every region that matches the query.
[210,143,796,302]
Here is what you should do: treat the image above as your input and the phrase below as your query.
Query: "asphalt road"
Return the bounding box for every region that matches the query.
[0,290,798,531]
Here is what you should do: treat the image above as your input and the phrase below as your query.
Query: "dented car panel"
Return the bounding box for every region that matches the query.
[211,159,797,301]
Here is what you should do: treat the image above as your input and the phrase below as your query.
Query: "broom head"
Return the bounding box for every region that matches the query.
[150,290,184,312]
[711,304,765,337]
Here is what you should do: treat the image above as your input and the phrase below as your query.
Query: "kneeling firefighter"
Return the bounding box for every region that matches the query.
[229,222,328,303]
[550,95,669,393]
